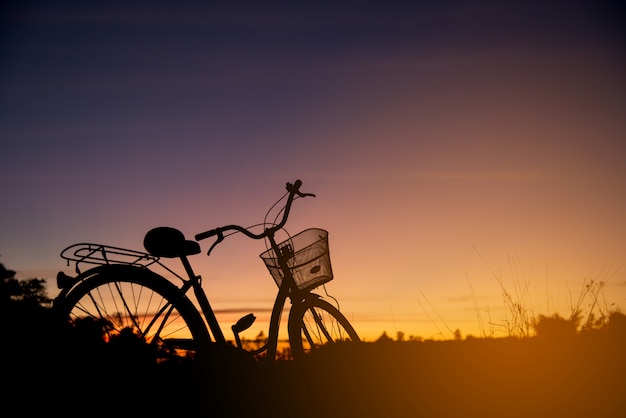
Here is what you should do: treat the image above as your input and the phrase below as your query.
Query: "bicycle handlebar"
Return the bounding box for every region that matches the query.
[195,180,315,255]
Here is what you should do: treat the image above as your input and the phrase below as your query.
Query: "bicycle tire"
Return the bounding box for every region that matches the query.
[288,296,360,359]
[53,264,211,363]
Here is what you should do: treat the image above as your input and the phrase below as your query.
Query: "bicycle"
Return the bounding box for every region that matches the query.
[52,180,360,366]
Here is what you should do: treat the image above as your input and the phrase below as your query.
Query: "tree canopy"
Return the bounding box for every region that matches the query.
[1,263,50,307]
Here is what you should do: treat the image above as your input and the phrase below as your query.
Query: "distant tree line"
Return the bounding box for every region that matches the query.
[1,263,50,306]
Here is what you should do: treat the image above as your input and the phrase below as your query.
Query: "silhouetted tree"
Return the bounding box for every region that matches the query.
[2,262,56,406]
[0,263,19,300]
[376,331,393,342]
[608,311,626,330]
[2,264,52,356]
[1,263,50,308]
[533,314,578,339]
[606,311,626,343]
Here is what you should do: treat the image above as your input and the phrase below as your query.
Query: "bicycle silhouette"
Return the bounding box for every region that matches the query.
[53,180,360,364]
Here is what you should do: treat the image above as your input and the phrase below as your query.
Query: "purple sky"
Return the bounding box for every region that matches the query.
[2,1,625,339]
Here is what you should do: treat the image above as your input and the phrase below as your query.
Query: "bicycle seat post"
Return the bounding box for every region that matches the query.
[179,255,198,282]
[179,254,227,343]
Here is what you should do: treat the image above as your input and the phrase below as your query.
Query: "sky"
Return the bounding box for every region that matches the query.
[1,0,625,341]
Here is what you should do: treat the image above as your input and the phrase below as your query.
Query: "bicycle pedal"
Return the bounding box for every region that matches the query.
[232,313,256,333]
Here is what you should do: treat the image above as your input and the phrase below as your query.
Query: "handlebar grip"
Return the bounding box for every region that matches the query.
[286,179,316,198]
[195,229,219,241]
[286,180,302,193]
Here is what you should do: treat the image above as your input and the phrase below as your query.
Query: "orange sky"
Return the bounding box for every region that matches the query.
[1,1,624,341]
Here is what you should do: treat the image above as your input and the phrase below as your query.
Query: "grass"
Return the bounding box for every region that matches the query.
[466,248,622,339]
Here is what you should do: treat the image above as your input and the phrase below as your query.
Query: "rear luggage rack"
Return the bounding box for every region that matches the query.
[60,243,160,272]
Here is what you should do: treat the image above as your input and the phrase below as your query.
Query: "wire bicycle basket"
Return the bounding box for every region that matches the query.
[260,228,333,291]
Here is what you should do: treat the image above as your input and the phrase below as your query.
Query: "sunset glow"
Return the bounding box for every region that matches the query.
[1,1,624,344]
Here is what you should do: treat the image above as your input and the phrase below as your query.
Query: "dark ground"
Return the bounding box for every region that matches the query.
[6,329,625,418]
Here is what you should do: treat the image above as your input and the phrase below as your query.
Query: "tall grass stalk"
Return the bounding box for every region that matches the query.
[567,265,619,331]
[466,273,489,338]
[470,246,621,338]
[417,291,455,339]
[472,247,535,337]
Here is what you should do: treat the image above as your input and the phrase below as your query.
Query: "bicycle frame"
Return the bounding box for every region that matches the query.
[189,180,319,360]
[181,226,312,362]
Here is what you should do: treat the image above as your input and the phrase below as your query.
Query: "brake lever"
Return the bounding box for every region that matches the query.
[287,180,316,198]
[207,230,224,255]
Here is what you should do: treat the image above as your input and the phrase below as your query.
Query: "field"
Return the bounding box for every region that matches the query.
[9,330,624,418]
[3,270,624,418]
[289,336,624,418]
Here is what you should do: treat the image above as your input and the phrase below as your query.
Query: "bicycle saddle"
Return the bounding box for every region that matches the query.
[143,227,201,258]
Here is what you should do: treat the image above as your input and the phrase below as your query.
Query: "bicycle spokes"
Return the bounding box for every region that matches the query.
[70,281,194,345]
[302,306,346,347]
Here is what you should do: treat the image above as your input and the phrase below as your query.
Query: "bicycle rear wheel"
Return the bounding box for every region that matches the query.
[288,296,360,359]
[53,265,211,363]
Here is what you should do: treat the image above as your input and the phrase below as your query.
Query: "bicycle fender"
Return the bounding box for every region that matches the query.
[53,264,165,302]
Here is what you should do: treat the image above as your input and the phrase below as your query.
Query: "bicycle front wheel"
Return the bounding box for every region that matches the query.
[53,265,211,363]
[288,296,360,359]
